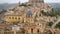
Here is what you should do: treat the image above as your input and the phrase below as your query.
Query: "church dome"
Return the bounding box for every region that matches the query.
[27,10,33,15]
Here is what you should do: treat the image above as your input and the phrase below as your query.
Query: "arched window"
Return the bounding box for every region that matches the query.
[15,17,18,19]
[18,17,20,19]
[9,17,11,19]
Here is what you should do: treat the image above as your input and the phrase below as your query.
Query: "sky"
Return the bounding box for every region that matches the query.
[0,0,60,4]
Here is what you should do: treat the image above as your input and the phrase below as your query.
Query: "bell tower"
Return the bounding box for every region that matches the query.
[18,1,20,6]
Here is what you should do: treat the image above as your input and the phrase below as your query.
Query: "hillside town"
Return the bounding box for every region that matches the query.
[0,0,60,34]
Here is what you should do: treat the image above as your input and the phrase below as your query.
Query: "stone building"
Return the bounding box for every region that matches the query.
[0,0,58,34]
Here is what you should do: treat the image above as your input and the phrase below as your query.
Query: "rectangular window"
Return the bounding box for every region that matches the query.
[37,29,39,34]
[31,28,33,34]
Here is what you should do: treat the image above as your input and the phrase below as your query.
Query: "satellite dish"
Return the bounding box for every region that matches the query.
[20,0,29,3]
